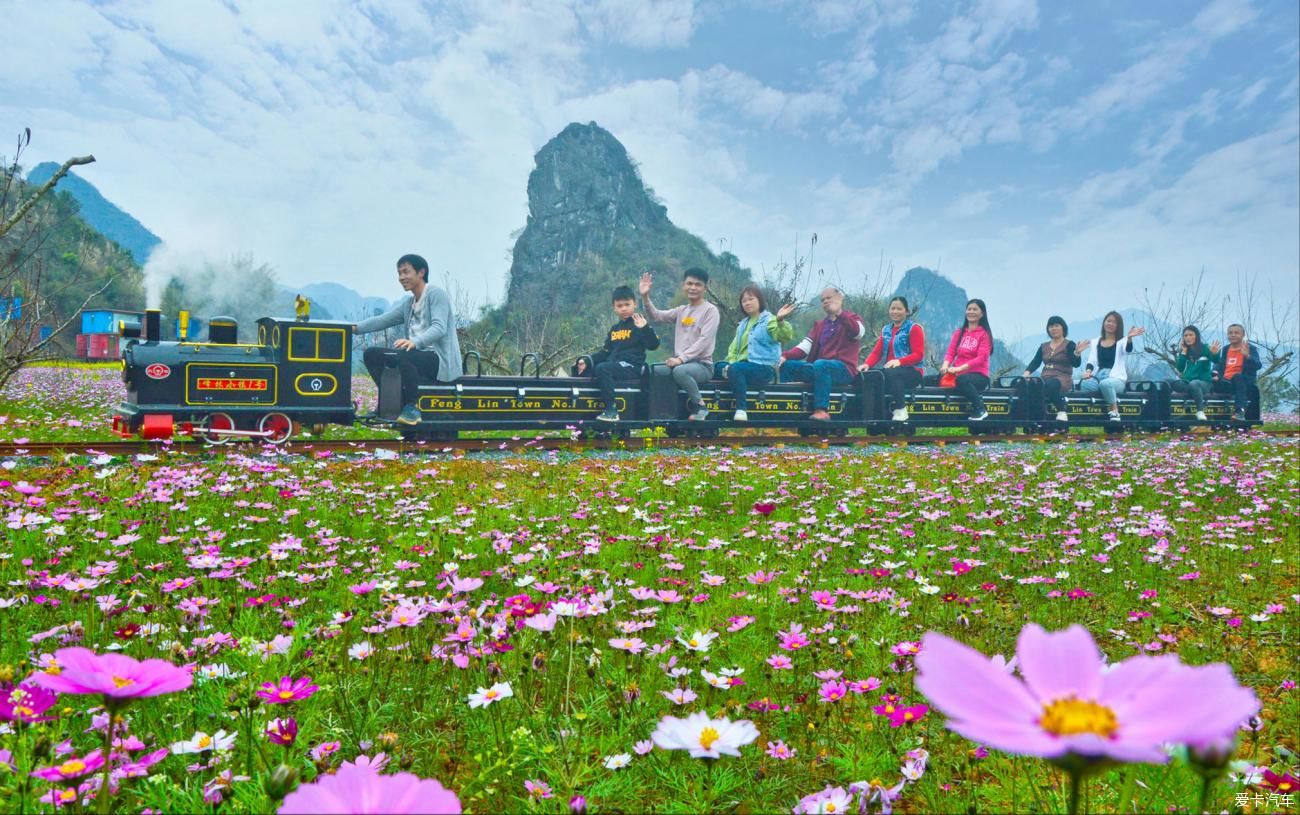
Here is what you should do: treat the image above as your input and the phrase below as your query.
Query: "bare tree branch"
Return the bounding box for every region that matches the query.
[0,154,95,239]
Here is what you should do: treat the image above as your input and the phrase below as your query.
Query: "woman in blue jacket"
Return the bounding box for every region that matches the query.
[717,286,796,421]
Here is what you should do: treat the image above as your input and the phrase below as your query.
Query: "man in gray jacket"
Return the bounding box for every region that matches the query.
[356,254,463,425]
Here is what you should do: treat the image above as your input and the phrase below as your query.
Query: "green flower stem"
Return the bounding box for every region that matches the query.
[97,706,114,815]
[1115,765,1137,815]
[1066,770,1082,815]
[1198,774,1214,815]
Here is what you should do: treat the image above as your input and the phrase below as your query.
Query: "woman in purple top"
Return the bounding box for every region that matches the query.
[940,299,993,421]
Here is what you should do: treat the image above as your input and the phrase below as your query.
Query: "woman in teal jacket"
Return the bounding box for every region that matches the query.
[716,286,795,421]
[1171,325,1213,420]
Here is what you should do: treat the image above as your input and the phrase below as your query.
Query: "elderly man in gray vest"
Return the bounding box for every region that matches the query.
[356,254,463,425]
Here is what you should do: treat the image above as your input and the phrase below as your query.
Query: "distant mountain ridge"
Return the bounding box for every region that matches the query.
[26,162,161,266]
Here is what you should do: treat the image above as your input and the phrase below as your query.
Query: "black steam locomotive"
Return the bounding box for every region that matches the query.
[113,309,1260,444]
[113,309,355,443]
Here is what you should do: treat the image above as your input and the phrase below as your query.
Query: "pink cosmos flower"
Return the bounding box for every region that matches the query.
[257,676,319,705]
[524,779,554,799]
[915,624,1259,763]
[817,680,848,703]
[793,785,852,814]
[0,682,58,723]
[30,750,105,782]
[266,717,299,746]
[888,704,928,727]
[766,740,796,759]
[30,647,191,702]
[279,762,462,814]
[311,741,342,762]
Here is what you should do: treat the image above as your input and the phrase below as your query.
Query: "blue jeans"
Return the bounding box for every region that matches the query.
[1079,367,1122,408]
[719,360,775,411]
[781,359,852,410]
[1213,375,1254,412]
[1172,379,1210,410]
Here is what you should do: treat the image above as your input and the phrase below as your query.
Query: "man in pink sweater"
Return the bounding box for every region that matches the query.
[780,287,866,420]
[640,269,720,420]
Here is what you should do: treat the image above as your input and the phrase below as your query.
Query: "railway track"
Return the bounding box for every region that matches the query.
[2,428,1295,459]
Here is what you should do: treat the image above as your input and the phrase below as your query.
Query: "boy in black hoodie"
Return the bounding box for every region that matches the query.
[576,286,660,421]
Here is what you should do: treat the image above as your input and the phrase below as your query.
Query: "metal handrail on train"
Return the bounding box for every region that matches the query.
[461,350,483,377]
[520,353,542,378]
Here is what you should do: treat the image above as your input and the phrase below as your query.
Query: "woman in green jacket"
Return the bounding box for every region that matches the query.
[1171,325,1213,421]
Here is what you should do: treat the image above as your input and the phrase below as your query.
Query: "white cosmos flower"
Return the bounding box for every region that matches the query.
[466,682,513,709]
[650,711,759,759]
[170,730,236,754]
[348,641,375,661]
[675,630,718,652]
[603,753,632,770]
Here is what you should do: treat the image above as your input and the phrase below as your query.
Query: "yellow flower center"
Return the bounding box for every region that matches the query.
[688,639,699,648]
[197,735,212,748]
[59,760,86,776]
[1039,697,1119,738]
[698,727,721,750]
[111,675,134,689]
[278,690,295,700]
[486,690,498,700]
[59,789,78,803]
[45,664,62,676]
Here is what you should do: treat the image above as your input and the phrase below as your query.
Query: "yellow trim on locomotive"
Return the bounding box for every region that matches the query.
[183,362,279,406]
[287,327,347,363]
[294,373,339,397]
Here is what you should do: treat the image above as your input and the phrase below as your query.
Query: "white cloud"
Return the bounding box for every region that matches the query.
[946,190,994,218]
[577,0,697,49]
[683,66,843,131]
[1040,0,1258,144]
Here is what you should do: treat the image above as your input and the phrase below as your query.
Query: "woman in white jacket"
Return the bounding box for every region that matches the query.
[1078,310,1145,421]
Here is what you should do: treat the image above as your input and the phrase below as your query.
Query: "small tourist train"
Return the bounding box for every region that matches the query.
[109,310,1260,444]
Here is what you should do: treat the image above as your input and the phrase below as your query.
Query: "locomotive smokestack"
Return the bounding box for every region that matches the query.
[145,309,161,343]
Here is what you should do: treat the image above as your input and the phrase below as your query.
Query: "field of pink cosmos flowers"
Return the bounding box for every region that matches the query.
[0,365,1298,813]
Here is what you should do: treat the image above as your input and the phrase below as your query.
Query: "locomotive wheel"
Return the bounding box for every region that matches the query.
[258,413,294,444]
[199,413,235,445]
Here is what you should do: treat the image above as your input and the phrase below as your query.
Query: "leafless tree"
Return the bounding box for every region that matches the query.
[1141,270,1298,411]
[0,130,107,389]
[1138,269,1222,372]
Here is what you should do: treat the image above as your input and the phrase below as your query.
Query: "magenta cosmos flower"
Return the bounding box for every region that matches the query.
[257,676,319,705]
[916,624,1259,763]
[278,763,461,814]
[30,648,191,703]
[0,682,59,723]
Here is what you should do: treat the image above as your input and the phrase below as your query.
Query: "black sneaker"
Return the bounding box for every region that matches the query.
[1233,410,1247,421]
[970,410,989,421]
[596,409,619,422]
[397,404,422,425]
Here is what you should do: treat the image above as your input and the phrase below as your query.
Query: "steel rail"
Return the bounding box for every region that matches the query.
[2,428,1295,459]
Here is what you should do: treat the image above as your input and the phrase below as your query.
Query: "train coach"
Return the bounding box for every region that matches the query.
[113,310,356,443]
[370,351,1260,439]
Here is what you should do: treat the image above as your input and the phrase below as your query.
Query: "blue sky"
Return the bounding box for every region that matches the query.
[3,0,1296,337]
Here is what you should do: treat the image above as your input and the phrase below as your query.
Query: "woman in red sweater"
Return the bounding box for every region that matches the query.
[859,297,925,421]
[940,299,993,421]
